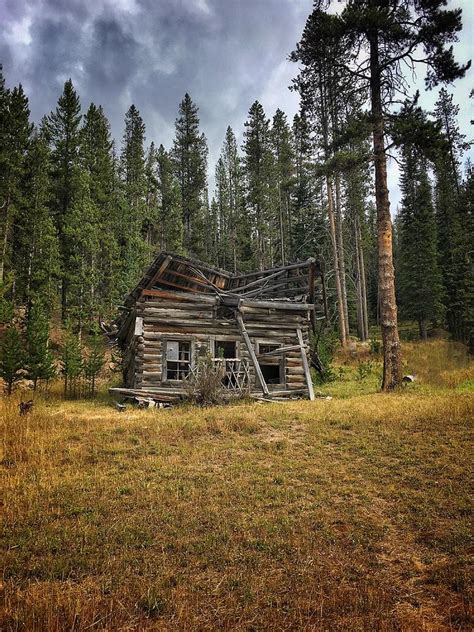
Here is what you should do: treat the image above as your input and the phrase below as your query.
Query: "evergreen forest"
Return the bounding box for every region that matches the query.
[0,0,472,394]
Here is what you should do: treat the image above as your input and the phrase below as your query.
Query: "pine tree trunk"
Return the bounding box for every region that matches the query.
[419,318,428,340]
[369,31,401,390]
[0,194,12,284]
[327,176,347,347]
[335,176,350,338]
[359,232,369,340]
[278,182,285,265]
[354,216,364,339]
[355,216,369,341]
[61,282,68,323]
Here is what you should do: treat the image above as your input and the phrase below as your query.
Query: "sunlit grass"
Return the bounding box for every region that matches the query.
[1,339,472,630]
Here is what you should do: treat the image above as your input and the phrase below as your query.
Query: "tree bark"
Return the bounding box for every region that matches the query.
[0,194,12,285]
[335,175,350,338]
[327,176,347,347]
[369,31,401,390]
[419,318,428,340]
[354,215,364,339]
[355,216,369,340]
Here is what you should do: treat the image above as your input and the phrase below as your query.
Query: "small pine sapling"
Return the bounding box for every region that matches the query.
[0,274,14,324]
[83,328,105,397]
[0,326,25,395]
[61,324,83,398]
[25,303,56,390]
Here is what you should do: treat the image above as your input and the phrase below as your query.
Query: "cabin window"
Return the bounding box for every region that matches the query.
[165,340,192,380]
[213,340,239,387]
[214,340,237,359]
[258,343,284,385]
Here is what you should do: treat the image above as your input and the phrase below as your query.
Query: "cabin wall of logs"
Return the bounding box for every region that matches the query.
[111,252,323,402]
[120,291,312,398]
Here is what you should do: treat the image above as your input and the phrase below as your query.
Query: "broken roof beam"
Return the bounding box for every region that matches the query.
[151,276,214,294]
[145,254,173,289]
[231,267,293,294]
[167,252,233,280]
[240,278,310,299]
[159,268,217,290]
[141,288,218,304]
[231,258,317,281]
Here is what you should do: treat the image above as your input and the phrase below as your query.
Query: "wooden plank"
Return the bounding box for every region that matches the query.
[297,327,315,401]
[236,311,270,398]
[241,299,313,312]
[159,267,215,290]
[149,276,214,294]
[286,367,305,376]
[257,344,301,357]
[142,289,217,304]
[143,303,216,312]
[146,254,173,289]
[232,259,316,281]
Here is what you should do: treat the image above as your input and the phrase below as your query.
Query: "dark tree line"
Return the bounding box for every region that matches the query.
[0,0,472,395]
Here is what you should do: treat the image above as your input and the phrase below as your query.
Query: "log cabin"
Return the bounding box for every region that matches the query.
[109,252,325,403]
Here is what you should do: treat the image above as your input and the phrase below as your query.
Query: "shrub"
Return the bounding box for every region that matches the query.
[0,326,26,395]
[184,353,226,406]
[312,327,339,383]
[25,303,56,390]
[61,324,83,398]
[83,328,105,397]
[369,336,381,356]
[356,360,374,381]
[0,275,14,324]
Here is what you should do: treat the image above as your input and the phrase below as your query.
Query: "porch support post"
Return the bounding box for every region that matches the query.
[236,310,270,398]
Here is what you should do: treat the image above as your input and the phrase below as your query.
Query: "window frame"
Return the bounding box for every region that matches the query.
[211,338,239,360]
[162,337,194,383]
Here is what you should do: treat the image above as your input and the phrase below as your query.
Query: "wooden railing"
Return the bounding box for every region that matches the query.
[213,358,251,393]
[188,358,251,394]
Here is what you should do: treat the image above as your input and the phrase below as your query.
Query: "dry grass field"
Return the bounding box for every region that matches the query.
[1,340,473,630]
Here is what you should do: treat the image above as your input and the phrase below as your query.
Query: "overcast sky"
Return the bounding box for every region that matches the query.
[1,0,472,208]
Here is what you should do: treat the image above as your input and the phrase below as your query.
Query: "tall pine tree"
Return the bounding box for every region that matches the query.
[397,147,443,339]
[13,129,60,310]
[44,79,82,321]
[171,94,208,258]
[119,105,149,291]
[271,109,295,266]
[80,104,120,317]
[242,101,276,270]
[433,89,472,343]
[0,80,32,285]
[156,144,183,253]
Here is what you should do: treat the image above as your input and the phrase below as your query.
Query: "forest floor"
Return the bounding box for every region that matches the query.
[1,339,473,631]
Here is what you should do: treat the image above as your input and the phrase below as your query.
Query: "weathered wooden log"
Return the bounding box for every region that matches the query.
[142,289,218,304]
[297,327,314,401]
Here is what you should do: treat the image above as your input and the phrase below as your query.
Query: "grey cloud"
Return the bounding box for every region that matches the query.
[1,0,471,199]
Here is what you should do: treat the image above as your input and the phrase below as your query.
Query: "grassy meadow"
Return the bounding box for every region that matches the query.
[1,339,473,630]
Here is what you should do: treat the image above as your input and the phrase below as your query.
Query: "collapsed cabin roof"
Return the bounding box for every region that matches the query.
[121,251,322,310]
[114,252,324,344]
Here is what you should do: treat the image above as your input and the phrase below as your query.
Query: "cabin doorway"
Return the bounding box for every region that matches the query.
[257,343,284,386]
